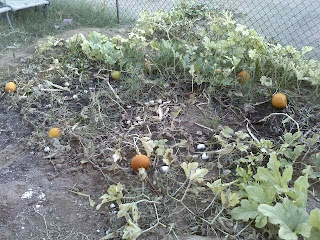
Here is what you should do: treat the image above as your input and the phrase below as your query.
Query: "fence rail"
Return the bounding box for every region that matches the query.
[95,0,320,59]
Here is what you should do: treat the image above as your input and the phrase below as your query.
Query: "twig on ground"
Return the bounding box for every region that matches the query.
[195,122,213,132]
[33,205,50,239]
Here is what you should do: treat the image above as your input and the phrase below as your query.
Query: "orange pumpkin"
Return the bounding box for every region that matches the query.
[237,70,250,83]
[48,128,61,138]
[130,154,150,171]
[271,93,287,109]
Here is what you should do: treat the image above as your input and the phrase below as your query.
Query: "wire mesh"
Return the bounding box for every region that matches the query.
[93,0,320,59]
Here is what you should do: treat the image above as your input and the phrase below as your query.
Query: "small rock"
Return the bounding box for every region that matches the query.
[196,131,203,136]
[160,165,169,173]
[69,167,78,173]
[196,144,206,150]
[61,18,73,26]
[56,164,63,169]
[44,146,50,153]
[201,152,209,160]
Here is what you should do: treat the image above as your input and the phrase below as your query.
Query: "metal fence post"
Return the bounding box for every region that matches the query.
[116,0,120,24]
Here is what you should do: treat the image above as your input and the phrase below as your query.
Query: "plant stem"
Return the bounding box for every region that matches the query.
[180,180,191,202]
[210,207,224,225]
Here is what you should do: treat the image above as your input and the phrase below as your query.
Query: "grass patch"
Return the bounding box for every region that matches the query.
[0,0,117,52]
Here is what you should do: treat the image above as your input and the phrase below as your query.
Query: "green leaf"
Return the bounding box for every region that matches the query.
[245,186,276,204]
[255,153,292,192]
[220,126,234,138]
[308,228,320,240]
[281,132,302,146]
[231,199,260,221]
[236,142,249,152]
[286,167,309,207]
[258,199,311,240]
[235,131,249,140]
[303,134,319,147]
[309,208,320,230]
[283,145,305,162]
[236,165,252,183]
[255,214,268,228]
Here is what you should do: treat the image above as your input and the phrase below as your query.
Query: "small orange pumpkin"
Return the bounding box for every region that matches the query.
[237,70,250,83]
[271,93,287,109]
[4,82,16,92]
[130,154,150,171]
[48,127,61,138]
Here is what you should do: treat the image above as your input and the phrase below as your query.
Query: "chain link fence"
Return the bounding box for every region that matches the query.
[93,0,320,59]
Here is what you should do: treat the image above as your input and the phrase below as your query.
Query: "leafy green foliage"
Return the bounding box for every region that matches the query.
[35,0,320,92]
[255,153,293,193]
[230,131,319,239]
[258,199,311,240]
[309,209,320,240]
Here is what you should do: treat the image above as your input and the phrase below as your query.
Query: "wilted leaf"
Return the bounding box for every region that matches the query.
[138,167,147,181]
[181,162,208,183]
[174,139,189,148]
[96,183,123,210]
[260,76,272,86]
[221,191,239,208]
[163,148,174,165]
[206,179,234,195]
[113,148,122,162]
[141,137,155,157]
[155,144,166,156]
[122,219,142,240]
[118,203,132,218]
